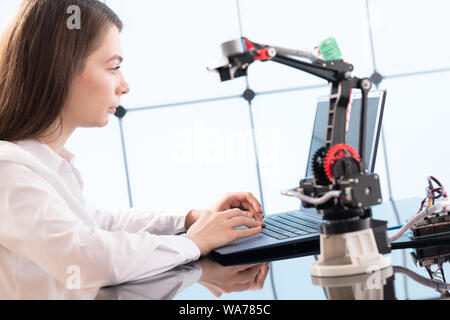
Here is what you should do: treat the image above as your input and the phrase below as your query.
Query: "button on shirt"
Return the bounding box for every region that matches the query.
[0,139,201,290]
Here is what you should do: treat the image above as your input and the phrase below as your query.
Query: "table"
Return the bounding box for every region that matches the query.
[3,198,450,300]
[97,198,450,300]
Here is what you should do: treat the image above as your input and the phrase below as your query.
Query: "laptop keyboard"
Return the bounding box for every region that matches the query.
[261,210,321,240]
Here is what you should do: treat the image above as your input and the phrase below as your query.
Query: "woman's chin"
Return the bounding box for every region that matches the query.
[100,117,110,127]
[91,118,109,128]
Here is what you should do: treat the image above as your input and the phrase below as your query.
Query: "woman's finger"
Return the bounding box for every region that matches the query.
[237,202,265,224]
[225,192,263,214]
[234,263,261,273]
[222,208,251,219]
[228,216,261,228]
[251,263,269,290]
[235,264,264,282]
[232,225,262,241]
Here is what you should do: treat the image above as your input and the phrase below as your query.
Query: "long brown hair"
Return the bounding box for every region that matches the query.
[0,0,122,142]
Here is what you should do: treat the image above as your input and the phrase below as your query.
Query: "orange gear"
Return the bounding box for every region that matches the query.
[323,143,361,182]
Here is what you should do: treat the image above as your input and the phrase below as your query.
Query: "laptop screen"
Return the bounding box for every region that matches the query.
[305,90,386,179]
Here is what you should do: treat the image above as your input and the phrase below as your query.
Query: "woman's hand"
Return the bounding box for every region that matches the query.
[185,192,265,230]
[210,192,264,223]
[197,258,269,297]
[185,208,263,256]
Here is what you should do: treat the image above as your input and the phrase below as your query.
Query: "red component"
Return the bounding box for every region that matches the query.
[255,48,274,61]
[243,38,273,61]
[243,38,255,51]
[323,143,361,182]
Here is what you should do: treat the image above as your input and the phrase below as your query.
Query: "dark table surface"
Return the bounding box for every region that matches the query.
[3,197,450,300]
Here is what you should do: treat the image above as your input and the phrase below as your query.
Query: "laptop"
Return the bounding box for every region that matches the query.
[210,90,387,265]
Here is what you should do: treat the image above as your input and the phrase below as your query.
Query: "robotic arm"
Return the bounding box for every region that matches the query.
[208,37,391,277]
[208,37,381,219]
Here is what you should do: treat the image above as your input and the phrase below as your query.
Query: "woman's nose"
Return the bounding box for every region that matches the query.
[117,78,130,96]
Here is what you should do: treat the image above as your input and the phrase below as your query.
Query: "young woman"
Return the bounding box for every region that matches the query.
[0,0,264,290]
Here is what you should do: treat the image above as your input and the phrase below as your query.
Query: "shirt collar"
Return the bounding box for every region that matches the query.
[15,139,75,173]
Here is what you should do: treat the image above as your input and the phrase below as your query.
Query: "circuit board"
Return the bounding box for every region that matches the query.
[411,244,450,267]
[411,212,450,239]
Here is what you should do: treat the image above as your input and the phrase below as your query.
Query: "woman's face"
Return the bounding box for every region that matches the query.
[62,25,130,129]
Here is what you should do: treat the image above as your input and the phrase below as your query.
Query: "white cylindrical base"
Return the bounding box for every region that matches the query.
[310,228,392,278]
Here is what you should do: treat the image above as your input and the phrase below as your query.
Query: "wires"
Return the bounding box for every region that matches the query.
[394,265,450,291]
[419,176,448,211]
[280,188,343,206]
[425,263,449,296]
[387,225,403,231]
[388,176,450,243]
[388,199,450,243]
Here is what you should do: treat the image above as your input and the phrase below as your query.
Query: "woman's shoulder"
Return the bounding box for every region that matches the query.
[0,140,40,171]
[0,145,47,189]
[0,140,25,158]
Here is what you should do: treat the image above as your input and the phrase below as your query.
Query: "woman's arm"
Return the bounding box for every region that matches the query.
[86,201,191,235]
[0,163,200,289]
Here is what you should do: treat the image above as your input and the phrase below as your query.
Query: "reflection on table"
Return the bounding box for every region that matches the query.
[97,258,269,300]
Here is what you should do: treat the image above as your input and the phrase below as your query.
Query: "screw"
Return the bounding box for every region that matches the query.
[268,48,277,57]
[361,79,372,90]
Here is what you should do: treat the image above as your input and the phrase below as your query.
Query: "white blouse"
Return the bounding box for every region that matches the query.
[0,139,200,290]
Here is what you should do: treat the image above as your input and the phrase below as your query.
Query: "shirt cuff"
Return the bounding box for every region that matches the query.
[179,234,201,262]
[169,209,193,234]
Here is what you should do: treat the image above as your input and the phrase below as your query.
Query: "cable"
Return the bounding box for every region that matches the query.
[387,176,450,242]
[387,225,403,231]
[281,188,342,206]
[388,200,450,243]
[393,265,450,291]
[420,176,447,211]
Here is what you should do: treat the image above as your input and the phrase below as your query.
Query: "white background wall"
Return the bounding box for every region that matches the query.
[3,0,450,215]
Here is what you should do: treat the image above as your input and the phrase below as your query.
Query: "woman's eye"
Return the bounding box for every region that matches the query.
[111,66,121,73]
